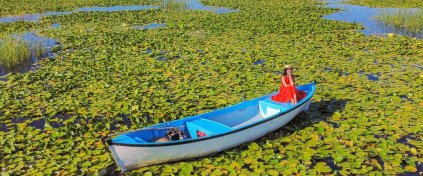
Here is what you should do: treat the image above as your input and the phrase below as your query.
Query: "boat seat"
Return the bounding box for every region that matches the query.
[259,98,292,118]
[186,118,232,139]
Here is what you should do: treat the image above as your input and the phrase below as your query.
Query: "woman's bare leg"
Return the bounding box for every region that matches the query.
[293,94,297,104]
[290,98,295,105]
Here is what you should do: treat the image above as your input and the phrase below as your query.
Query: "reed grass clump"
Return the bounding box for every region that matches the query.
[348,0,423,8]
[0,36,47,69]
[376,10,423,34]
[160,0,188,10]
[0,37,31,69]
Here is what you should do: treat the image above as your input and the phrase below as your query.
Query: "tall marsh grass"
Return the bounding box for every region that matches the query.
[0,36,47,69]
[160,0,188,10]
[376,10,423,33]
[349,0,423,8]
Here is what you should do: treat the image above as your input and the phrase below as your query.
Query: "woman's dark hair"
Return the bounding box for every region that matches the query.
[282,67,293,76]
[282,68,288,76]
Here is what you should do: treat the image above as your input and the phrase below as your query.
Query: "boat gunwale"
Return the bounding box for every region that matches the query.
[108,82,316,147]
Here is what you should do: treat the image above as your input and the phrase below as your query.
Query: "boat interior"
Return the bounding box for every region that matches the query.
[112,83,314,144]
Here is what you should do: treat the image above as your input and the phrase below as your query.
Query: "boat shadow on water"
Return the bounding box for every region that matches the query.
[261,99,348,141]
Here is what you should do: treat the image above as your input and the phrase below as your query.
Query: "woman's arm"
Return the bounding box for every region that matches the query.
[289,75,295,86]
[281,76,289,87]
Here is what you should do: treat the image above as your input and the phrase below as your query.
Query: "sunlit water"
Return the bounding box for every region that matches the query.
[132,23,167,30]
[323,0,423,38]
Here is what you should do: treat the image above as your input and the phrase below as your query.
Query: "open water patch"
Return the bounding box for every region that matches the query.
[366,73,380,81]
[339,72,349,76]
[397,134,418,147]
[323,0,423,39]
[51,23,61,29]
[324,67,332,71]
[399,95,413,102]
[310,156,342,171]
[0,124,8,132]
[327,121,340,128]
[0,0,238,23]
[28,118,46,130]
[253,60,265,65]
[132,23,166,30]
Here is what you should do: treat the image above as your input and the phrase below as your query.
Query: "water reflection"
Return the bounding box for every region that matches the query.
[132,23,166,30]
[51,23,61,28]
[0,0,238,23]
[78,5,156,12]
[162,0,238,14]
[0,12,72,23]
[323,0,423,38]
[366,73,380,81]
[253,60,265,65]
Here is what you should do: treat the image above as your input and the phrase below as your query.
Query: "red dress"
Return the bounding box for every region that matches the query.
[271,76,307,103]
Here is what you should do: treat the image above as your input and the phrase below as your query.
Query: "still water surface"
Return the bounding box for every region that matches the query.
[323,0,423,38]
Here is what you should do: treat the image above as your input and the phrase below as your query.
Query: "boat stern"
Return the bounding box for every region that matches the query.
[108,145,130,172]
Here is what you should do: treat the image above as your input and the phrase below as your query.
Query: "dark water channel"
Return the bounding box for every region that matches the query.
[0,0,238,23]
[323,0,423,39]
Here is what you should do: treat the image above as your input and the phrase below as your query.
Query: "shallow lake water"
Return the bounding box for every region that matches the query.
[0,0,238,23]
[132,23,167,30]
[323,0,423,39]
[51,23,61,28]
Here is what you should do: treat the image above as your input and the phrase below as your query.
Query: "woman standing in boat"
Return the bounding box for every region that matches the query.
[271,65,307,105]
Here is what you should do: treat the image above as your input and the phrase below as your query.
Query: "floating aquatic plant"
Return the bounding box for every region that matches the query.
[0,0,422,175]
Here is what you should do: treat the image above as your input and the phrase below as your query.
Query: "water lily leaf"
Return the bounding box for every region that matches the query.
[249,142,260,151]
[43,169,52,175]
[143,172,153,176]
[178,163,193,175]
[334,156,344,163]
[81,161,91,167]
[404,165,417,172]
[267,170,279,176]
[316,126,325,134]
[409,148,418,155]
[314,162,332,173]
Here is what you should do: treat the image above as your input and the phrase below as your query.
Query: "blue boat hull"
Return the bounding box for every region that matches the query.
[105,82,316,171]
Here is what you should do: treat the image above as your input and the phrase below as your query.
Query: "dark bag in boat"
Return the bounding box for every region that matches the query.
[166,127,184,141]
